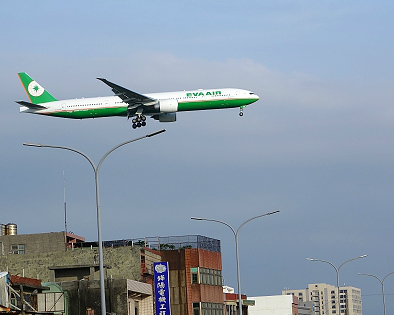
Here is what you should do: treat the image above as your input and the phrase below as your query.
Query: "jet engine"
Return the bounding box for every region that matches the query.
[154,99,178,113]
[152,113,177,122]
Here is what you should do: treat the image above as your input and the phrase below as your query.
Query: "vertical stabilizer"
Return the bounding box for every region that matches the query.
[18,72,57,104]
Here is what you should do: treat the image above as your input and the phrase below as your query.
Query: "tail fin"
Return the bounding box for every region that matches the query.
[18,72,57,104]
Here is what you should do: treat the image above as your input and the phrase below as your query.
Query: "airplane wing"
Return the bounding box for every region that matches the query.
[97,78,157,111]
[15,101,47,109]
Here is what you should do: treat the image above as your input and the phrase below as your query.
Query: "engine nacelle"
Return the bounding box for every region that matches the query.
[155,99,178,113]
[152,113,177,122]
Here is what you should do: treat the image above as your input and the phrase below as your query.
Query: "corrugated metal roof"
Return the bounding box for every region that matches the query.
[127,279,152,296]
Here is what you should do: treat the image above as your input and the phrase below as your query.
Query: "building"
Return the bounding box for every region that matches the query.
[58,278,153,315]
[283,283,362,315]
[157,235,224,315]
[0,231,85,255]
[0,232,150,284]
[223,286,249,315]
[248,295,299,315]
[1,230,226,315]
[298,300,314,315]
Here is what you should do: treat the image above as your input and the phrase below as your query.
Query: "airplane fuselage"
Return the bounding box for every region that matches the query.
[20,88,259,119]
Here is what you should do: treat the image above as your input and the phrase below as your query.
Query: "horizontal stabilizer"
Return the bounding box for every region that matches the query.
[16,100,47,109]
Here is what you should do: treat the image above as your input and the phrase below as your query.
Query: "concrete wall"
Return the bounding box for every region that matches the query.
[0,246,142,282]
[55,279,154,315]
[59,279,127,315]
[0,232,66,254]
[248,295,297,315]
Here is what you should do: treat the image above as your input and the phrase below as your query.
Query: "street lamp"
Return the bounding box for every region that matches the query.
[24,128,166,315]
[358,271,394,315]
[191,210,280,315]
[306,254,367,314]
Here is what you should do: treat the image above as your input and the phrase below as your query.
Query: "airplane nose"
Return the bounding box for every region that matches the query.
[250,92,259,101]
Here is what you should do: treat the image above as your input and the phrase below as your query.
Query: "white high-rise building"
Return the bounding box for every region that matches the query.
[283,283,362,315]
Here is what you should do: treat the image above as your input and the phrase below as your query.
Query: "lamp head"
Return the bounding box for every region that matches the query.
[147,129,166,137]
[23,142,42,147]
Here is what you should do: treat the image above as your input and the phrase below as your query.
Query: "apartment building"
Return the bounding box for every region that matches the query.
[283,283,362,315]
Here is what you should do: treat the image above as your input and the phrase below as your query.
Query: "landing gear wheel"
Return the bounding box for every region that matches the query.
[131,114,147,129]
[239,112,244,116]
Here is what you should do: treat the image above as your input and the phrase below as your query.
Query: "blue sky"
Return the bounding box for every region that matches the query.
[1,1,394,314]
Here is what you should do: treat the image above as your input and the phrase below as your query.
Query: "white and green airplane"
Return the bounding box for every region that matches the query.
[16,72,259,129]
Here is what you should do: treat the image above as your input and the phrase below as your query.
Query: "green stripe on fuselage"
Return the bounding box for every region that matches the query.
[48,106,127,119]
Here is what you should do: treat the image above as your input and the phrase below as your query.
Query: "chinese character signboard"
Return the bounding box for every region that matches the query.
[154,262,171,315]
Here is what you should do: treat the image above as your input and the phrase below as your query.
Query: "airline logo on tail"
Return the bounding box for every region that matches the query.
[18,72,57,104]
[28,81,45,97]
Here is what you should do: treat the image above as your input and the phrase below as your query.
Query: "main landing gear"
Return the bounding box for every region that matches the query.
[239,107,244,116]
[132,115,147,129]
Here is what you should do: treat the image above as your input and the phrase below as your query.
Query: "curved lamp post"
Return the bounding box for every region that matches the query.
[306,254,367,314]
[191,210,280,315]
[358,271,394,315]
[24,129,166,315]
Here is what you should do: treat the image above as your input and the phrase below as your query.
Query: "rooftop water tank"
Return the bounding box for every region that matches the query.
[5,223,17,235]
[0,224,5,236]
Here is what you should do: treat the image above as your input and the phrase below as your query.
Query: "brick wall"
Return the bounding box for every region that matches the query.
[161,248,224,315]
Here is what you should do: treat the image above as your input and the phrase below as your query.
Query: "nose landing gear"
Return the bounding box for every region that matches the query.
[239,106,245,116]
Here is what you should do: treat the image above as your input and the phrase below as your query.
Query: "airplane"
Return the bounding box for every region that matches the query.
[16,72,259,129]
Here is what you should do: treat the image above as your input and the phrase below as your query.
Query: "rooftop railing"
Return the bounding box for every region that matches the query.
[70,235,221,253]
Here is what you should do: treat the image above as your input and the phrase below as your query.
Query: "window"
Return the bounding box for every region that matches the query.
[193,302,200,315]
[11,244,25,254]
[10,292,17,307]
[201,302,223,315]
[190,267,222,286]
[191,268,198,284]
[200,268,222,286]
